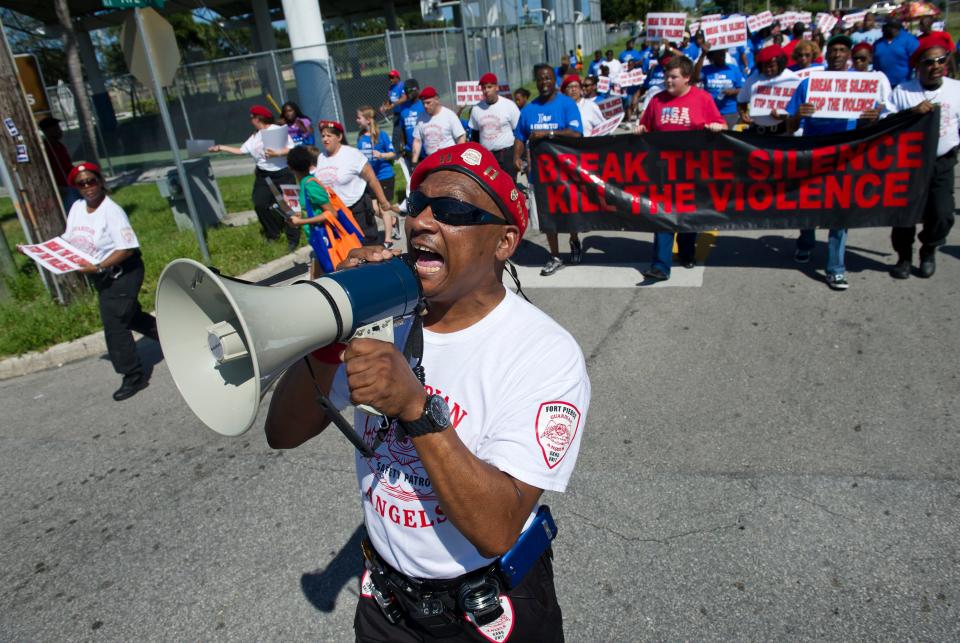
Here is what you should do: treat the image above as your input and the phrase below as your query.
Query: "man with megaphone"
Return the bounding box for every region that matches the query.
[265,143,591,641]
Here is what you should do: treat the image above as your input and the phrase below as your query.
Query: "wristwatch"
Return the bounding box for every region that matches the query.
[399,394,450,438]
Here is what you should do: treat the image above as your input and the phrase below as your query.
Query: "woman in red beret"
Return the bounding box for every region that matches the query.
[63,163,159,401]
[736,45,798,134]
[208,105,301,252]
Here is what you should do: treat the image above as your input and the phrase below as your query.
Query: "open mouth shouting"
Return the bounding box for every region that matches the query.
[410,239,445,276]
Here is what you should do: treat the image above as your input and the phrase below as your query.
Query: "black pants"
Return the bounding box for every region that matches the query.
[892,149,957,257]
[252,167,300,244]
[392,114,406,158]
[94,255,157,378]
[350,195,381,246]
[354,551,564,642]
[492,146,518,184]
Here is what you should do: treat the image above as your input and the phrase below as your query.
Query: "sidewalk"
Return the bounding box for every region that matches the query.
[0,246,312,381]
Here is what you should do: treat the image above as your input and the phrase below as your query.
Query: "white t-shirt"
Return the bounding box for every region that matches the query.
[239,125,295,172]
[62,196,139,264]
[312,145,370,207]
[468,98,520,151]
[577,98,606,135]
[886,77,960,157]
[414,106,466,156]
[738,68,799,127]
[331,289,590,579]
[603,58,623,84]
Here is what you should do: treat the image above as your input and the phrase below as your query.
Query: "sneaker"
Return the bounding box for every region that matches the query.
[918,246,936,278]
[397,199,408,214]
[890,259,911,280]
[826,273,849,290]
[641,267,670,281]
[540,256,564,276]
[794,249,811,263]
[680,256,696,269]
[383,241,394,250]
[569,239,583,265]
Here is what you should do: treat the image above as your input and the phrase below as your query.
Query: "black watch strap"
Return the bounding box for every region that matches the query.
[399,394,450,438]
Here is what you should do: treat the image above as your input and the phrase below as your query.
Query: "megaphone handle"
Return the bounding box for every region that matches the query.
[302,356,376,458]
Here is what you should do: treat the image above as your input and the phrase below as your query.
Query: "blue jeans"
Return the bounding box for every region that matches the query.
[651,232,697,277]
[797,228,848,276]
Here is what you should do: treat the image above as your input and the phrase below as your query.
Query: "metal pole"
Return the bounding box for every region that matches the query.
[176,82,194,140]
[270,51,286,104]
[93,117,114,178]
[462,24,473,81]
[442,29,454,96]
[134,8,211,264]
[401,29,410,78]
[0,155,52,296]
[385,30,395,73]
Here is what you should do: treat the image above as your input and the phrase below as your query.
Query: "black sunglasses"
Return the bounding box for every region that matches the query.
[921,55,949,67]
[407,190,506,227]
[75,178,99,188]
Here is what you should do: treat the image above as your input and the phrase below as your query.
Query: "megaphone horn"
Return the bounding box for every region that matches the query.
[155,256,421,437]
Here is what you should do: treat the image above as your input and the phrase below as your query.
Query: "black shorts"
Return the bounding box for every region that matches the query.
[354,550,564,642]
[366,177,396,204]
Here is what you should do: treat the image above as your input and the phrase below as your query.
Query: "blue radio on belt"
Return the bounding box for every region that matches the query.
[498,505,558,588]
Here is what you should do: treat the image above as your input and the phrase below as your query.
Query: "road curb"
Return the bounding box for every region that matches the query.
[0,246,312,381]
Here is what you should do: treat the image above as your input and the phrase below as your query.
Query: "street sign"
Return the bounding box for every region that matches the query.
[103,0,166,8]
[14,54,51,116]
[120,7,180,87]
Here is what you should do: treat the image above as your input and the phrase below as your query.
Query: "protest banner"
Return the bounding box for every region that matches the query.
[703,16,748,50]
[805,71,885,118]
[455,81,483,105]
[18,237,97,274]
[597,76,611,94]
[793,66,822,81]
[746,11,774,33]
[619,68,646,87]
[646,13,688,41]
[816,13,839,36]
[748,77,801,116]
[842,11,866,28]
[528,111,937,234]
[590,113,626,137]
[596,96,624,119]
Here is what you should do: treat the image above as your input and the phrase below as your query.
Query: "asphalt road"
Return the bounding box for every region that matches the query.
[2,223,959,641]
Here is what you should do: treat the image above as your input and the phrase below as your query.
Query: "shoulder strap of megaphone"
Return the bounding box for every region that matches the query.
[301,356,377,458]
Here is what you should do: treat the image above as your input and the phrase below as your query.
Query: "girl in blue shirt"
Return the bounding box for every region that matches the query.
[356,106,400,246]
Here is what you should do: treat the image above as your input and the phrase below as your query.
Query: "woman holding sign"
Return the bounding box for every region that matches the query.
[63,163,159,401]
[637,56,725,282]
[737,45,798,134]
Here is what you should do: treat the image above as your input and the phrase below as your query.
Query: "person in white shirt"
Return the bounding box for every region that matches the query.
[411,86,467,161]
[562,74,605,135]
[885,33,960,279]
[209,105,301,251]
[737,45,799,134]
[468,72,521,180]
[851,12,883,46]
[60,163,158,401]
[265,143,589,641]
[603,49,623,85]
[313,120,393,245]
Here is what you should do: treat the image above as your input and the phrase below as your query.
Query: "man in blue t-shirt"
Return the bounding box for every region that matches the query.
[381,70,408,156]
[399,79,426,166]
[873,19,920,88]
[781,35,882,291]
[587,50,603,77]
[700,47,745,129]
[619,39,640,65]
[513,63,583,277]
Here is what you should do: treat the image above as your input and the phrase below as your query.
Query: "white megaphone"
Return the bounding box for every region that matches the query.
[155,256,422,438]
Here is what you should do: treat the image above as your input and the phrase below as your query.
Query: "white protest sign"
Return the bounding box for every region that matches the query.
[777,11,798,27]
[749,76,801,116]
[816,13,839,36]
[793,66,822,81]
[597,76,611,93]
[747,11,774,33]
[455,81,483,105]
[279,184,301,213]
[590,112,625,137]
[703,16,748,50]
[596,95,624,119]
[701,14,722,22]
[689,22,700,35]
[842,11,866,29]
[619,68,646,87]
[806,71,884,118]
[18,237,97,275]
[646,13,688,41]
[797,11,812,25]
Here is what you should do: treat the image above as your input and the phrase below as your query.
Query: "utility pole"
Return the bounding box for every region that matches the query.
[52,0,100,165]
[0,14,86,304]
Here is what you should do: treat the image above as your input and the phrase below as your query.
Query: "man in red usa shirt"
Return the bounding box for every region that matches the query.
[265,143,590,642]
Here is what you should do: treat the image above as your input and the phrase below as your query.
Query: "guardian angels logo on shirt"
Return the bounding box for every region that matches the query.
[535,400,581,468]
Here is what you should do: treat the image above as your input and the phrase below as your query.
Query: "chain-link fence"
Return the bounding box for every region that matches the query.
[49,21,616,173]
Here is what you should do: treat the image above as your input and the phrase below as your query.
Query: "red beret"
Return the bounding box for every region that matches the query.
[389,69,401,78]
[560,74,582,91]
[911,32,955,68]
[478,72,498,86]
[409,143,528,238]
[318,119,345,135]
[851,42,873,56]
[419,86,438,100]
[756,45,786,64]
[249,105,272,118]
[67,162,102,186]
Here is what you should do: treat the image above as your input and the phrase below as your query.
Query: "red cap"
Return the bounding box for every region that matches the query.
[389,69,401,78]
[249,105,273,118]
[851,42,873,57]
[419,86,438,100]
[478,72,498,86]
[409,143,528,238]
[911,32,955,68]
[560,74,582,91]
[318,119,345,135]
[756,45,786,64]
[67,162,102,186]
